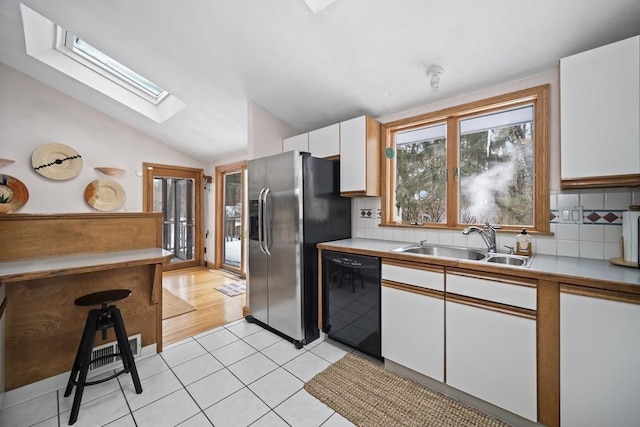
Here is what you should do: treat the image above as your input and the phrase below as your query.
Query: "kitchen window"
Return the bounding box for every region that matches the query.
[382,85,549,233]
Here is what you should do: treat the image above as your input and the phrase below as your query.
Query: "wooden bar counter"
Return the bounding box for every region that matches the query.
[0,213,172,391]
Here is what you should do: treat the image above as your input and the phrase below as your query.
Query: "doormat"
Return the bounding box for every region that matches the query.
[162,288,196,319]
[305,353,509,427]
[215,282,246,297]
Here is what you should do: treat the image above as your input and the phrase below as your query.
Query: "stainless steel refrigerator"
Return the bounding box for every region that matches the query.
[246,150,351,348]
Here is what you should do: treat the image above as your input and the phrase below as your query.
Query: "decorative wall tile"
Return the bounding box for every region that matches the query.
[550,209,624,225]
[583,210,623,225]
[360,208,372,219]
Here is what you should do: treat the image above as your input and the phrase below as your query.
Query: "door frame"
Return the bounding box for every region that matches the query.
[143,162,204,271]
[214,160,247,277]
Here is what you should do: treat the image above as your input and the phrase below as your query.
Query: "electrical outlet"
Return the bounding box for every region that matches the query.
[558,206,583,224]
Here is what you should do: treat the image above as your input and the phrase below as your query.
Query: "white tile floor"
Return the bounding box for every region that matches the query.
[0,319,359,427]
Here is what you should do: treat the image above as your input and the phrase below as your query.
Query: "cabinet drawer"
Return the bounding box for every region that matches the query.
[447,273,536,310]
[382,261,444,292]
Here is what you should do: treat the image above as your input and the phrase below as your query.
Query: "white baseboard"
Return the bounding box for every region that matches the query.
[1,343,157,410]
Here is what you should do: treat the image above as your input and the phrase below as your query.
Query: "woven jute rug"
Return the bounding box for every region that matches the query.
[162,288,196,319]
[305,353,510,427]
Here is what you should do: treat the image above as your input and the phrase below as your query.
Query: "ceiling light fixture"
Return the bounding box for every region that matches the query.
[427,66,444,90]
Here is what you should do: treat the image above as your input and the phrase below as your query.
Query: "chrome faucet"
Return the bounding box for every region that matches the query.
[462,222,500,253]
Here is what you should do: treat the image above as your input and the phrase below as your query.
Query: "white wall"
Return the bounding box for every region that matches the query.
[247,101,297,161]
[0,64,206,214]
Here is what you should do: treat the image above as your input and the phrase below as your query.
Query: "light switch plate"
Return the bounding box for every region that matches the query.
[558,206,583,224]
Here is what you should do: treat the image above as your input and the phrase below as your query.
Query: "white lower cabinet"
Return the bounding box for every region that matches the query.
[381,261,445,381]
[560,290,640,427]
[382,286,444,381]
[381,265,539,422]
[445,300,537,422]
[445,271,537,421]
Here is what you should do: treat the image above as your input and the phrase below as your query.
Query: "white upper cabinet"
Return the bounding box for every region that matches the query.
[282,133,308,153]
[560,35,640,188]
[308,123,339,158]
[339,116,381,196]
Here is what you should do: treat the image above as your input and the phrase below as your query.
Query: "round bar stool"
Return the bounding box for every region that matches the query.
[64,289,143,425]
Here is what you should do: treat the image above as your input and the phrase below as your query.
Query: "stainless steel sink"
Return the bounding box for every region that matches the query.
[391,244,487,261]
[391,243,533,267]
[484,254,533,267]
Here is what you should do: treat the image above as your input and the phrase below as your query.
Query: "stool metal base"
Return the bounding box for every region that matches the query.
[64,299,142,425]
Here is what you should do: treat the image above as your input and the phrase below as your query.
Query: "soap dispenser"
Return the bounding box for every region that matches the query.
[515,228,532,256]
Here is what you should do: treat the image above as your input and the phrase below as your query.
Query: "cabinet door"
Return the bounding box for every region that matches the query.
[309,124,339,158]
[339,116,380,196]
[446,301,537,422]
[560,291,640,427]
[282,133,308,152]
[560,35,640,186]
[340,116,366,193]
[382,285,444,381]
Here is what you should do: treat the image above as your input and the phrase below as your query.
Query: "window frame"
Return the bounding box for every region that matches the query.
[381,84,550,234]
[56,28,169,105]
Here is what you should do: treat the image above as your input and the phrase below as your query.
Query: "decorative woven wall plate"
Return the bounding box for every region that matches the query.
[0,174,29,212]
[32,143,83,180]
[84,179,125,211]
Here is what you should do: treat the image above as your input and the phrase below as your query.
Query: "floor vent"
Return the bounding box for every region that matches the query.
[88,334,142,374]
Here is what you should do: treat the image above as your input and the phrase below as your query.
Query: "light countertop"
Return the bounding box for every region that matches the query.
[0,248,173,282]
[318,238,640,291]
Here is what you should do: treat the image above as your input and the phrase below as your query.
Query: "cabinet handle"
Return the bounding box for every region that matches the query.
[446,293,536,320]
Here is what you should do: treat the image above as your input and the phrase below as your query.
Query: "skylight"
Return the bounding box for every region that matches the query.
[20,4,185,123]
[67,35,168,104]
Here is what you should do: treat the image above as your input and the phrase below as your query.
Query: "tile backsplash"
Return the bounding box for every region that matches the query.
[352,188,640,260]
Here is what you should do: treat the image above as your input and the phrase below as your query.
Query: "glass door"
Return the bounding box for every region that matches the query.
[144,163,204,271]
[215,161,247,276]
[155,177,194,262]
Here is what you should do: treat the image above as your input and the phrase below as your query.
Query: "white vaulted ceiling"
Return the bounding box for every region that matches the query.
[1,0,638,162]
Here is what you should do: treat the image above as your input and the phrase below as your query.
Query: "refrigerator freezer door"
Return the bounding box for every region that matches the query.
[263,151,304,341]
[248,157,268,325]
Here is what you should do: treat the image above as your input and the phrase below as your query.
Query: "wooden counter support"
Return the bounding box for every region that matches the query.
[0,213,171,392]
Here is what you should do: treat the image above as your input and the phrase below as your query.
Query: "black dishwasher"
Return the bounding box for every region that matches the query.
[321,250,381,359]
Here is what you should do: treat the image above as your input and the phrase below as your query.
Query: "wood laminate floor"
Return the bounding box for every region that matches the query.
[162,267,246,345]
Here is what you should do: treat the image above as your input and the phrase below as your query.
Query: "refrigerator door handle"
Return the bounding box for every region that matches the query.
[263,187,272,255]
[258,187,266,254]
